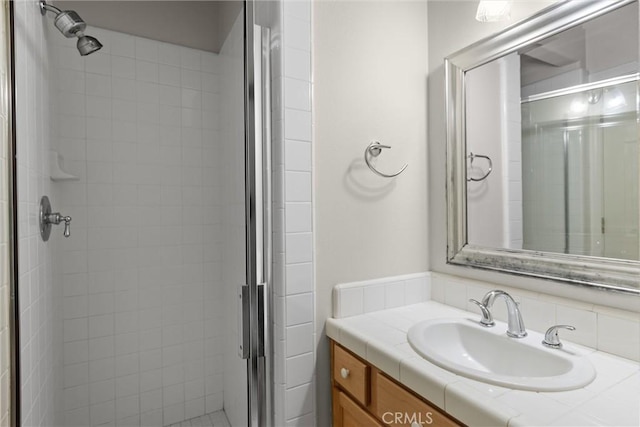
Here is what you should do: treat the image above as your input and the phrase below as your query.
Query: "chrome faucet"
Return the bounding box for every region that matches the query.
[469,290,527,338]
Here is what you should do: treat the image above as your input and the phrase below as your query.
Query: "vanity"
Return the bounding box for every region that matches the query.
[327,295,639,427]
[331,341,462,427]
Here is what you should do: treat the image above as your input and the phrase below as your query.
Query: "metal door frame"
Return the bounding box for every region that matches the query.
[243,1,272,425]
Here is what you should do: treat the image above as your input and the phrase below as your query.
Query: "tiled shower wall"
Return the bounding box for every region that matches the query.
[50,27,228,426]
[14,1,58,426]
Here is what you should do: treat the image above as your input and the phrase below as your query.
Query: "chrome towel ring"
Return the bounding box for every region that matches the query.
[364,141,408,178]
[467,152,492,182]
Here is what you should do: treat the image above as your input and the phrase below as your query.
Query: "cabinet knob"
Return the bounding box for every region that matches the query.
[411,423,421,427]
[340,368,349,379]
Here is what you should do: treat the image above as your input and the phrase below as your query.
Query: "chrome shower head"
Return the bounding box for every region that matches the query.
[77,33,103,56]
[40,1,103,56]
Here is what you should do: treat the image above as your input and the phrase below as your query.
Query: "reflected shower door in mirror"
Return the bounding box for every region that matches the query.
[521,80,638,260]
[465,1,639,263]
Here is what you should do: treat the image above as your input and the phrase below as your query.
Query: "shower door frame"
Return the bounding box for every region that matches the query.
[243,2,272,426]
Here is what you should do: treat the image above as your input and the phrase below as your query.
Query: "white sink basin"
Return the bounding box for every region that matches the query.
[407,318,596,391]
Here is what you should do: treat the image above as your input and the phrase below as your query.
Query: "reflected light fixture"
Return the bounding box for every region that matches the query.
[476,1,513,22]
[604,87,627,110]
[569,97,588,114]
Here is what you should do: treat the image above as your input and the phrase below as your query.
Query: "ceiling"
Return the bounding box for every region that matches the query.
[520,2,638,86]
[54,1,244,53]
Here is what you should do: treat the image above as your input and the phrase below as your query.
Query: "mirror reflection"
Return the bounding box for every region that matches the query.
[466,1,639,262]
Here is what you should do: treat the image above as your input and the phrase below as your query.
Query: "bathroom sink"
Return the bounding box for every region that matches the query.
[407,318,596,391]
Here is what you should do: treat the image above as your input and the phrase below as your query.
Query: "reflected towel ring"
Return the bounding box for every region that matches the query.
[467,152,493,182]
[364,141,408,178]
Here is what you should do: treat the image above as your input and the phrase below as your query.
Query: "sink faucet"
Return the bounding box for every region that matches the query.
[469,290,527,338]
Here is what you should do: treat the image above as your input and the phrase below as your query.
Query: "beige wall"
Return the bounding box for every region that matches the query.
[314,1,429,424]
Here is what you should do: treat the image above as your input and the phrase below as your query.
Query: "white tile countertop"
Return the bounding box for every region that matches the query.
[325,301,640,426]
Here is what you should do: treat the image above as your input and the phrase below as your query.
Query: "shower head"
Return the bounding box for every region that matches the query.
[40,1,102,56]
[76,33,103,56]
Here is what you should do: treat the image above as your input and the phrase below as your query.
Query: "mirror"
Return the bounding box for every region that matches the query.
[446,0,640,293]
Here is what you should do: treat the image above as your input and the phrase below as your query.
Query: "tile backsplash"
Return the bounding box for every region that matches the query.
[333,273,431,319]
[332,272,640,362]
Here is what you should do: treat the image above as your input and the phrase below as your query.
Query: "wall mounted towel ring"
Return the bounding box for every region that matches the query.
[467,152,493,182]
[364,141,408,178]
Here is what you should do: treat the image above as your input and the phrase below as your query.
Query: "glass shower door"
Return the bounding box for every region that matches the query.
[222,4,271,427]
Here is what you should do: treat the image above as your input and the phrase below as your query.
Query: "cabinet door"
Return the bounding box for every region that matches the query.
[334,390,383,427]
[375,372,461,427]
[333,343,370,406]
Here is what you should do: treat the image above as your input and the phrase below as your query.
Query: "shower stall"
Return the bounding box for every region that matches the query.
[10,1,279,426]
[521,77,639,260]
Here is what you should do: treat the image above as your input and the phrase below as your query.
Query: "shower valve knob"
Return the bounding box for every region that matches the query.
[45,212,72,238]
[62,216,72,237]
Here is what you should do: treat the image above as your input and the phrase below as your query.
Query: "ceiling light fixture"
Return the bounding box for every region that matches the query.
[476,1,513,22]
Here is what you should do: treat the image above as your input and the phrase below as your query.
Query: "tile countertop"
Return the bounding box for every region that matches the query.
[325,301,640,427]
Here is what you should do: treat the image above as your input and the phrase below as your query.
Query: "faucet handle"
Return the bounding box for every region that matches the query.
[469,299,495,327]
[62,215,72,237]
[542,325,575,349]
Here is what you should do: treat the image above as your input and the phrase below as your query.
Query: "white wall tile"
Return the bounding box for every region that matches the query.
[284,14,311,51]
[284,140,311,172]
[556,305,597,348]
[384,282,406,309]
[286,293,314,326]
[112,56,136,79]
[597,314,640,361]
[135,38,159,63]
[286,323,314,357]
[284,109,312,142]
[286,263,313,295]
[284,47,311,81]
[363,285,386,313]
[181,48,202,70]
[49,26,235,426]
[158,43,181,67]
[285,203,312,233]
[284,78,311,111]
[285,233,313,264]
[111,33,136,58]
[285,382,314,421]
[285,352,314,389]
[285,171,311,202]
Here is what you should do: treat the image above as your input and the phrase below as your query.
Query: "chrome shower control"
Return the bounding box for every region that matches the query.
[39,196,72,241]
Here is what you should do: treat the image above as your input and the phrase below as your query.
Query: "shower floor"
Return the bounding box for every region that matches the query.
[166,410,230,427]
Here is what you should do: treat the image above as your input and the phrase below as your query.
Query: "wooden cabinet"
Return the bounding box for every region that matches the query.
[333,343,371,406]
[331,340,464,427]
[334,391,383,427]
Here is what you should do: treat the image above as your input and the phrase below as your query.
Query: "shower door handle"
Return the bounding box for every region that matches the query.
[239,283,266,359]
[239,284,250,359]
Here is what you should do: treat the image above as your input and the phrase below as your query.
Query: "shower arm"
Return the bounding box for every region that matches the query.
[40,1,63,16]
